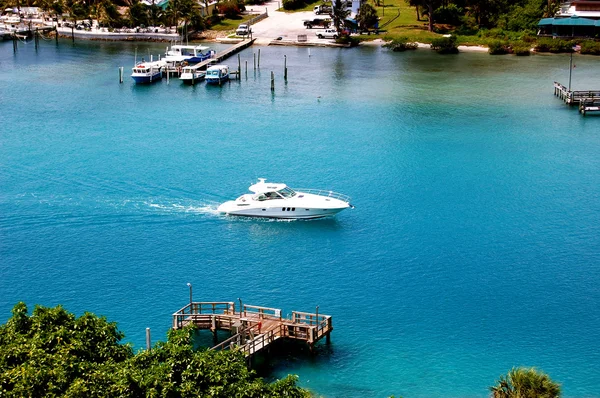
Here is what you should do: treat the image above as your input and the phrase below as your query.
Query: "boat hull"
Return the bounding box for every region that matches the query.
[205,76,229,85]
[217,200,349,219]
[131,72,162,84]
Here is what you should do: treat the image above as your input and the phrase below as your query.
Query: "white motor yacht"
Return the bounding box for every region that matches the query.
[218,178,353,219]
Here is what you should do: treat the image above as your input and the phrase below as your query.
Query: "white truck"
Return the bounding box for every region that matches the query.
[315,28,338,39]
[236,24,251,36]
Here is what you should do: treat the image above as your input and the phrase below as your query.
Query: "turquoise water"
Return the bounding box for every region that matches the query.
[1,39,600,397]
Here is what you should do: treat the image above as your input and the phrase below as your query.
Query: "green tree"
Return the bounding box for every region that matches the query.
[356,2,378,31]
[0,302,310,398]
[331,0,350,33]
[128,0,148,27]
[490,367,561,398]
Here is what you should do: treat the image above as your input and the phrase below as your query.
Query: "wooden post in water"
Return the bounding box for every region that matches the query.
[34,28,38,50]
[258,49,261,68]
[271,71,274,91]
[238,54,241,78]
[253,53,256,70]
[71,24,74,43]
[146,328,151,350]
[12,33,17,53]
[284,55,287,81]
[55,26,58,45]
[245,60,248,78]
[119,67,123,83]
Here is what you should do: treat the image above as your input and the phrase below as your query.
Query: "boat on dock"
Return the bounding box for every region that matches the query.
[205,64,230,85]
[217,178,353,219]
[131,60,166,83]
[179,64,206,84]
[164,44,215,64]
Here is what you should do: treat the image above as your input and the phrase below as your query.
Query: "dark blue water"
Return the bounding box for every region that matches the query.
[1,39,599,397]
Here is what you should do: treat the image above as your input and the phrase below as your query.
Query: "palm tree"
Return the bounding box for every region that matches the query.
[490,367,561,398]
[331,0,350,34]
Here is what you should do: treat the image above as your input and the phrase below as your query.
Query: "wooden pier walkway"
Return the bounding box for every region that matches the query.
[554,81,600,116]
[195,39,256,70]
[172,301,332,358]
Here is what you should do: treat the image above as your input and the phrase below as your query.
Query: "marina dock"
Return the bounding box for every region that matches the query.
[172,301,332,358]
[554,81,600,116]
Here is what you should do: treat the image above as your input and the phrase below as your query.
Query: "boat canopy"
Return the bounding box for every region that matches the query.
[249,178,287,194]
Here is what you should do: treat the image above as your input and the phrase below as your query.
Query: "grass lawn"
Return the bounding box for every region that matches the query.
[210,14,255,31]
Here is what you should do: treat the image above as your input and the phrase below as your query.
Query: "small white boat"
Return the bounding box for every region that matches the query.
[205,64,229,85]
[218,178,353,219]
[179,64,206,84]
[131,60,166,84]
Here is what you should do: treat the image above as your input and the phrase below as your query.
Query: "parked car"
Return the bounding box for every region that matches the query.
[236,24,251,36]
[315,28,338,39]
[303,18,331,29]
[313,4,332,14]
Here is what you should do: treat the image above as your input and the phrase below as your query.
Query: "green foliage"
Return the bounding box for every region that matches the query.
[431,35,458,53]
[356,3,379,30]
[534,38,575,53]
[0,302,309,398]
[282,0,307,10]
[579,40,600,55]
[128,1,149,27]
[433,4,462,25]
[487,39,509,54]
[511,41,531,55]
[490,367,561,398]
[335,34,360,46]
[331,0,350,32]
[383,36,418,51]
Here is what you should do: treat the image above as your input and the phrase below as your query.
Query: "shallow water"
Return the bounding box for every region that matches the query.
[1,39,599,397]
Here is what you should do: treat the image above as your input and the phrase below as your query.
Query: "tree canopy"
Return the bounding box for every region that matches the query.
[490,367,561,398]
[0,302,309,398]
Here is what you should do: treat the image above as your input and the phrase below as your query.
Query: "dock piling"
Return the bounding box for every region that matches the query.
[284,55,287,81]
[271,71,274,91]
[119,67,124,83]
[12,34,17,53]
[258,49,261,68]
[34,28,39,51]
[253,53,256,70]
[55,27,58,45]
[245,60,248,79]
[238,54,241,78]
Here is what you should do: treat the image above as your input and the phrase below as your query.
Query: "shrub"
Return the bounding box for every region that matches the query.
[431,35,458,54]
[282,0,305,10]
[217,0,245,18]
[579,40,600,55]
[535,38,575,53]
[335,34,359,46]
[488,39,509,55]
[383,37,418,51]
[511,41,531,56]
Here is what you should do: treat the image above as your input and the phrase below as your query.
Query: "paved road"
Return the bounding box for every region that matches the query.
[246,1,334,45]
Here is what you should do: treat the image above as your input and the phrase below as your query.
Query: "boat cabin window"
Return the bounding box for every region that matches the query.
[255,191,283,201]
[277,187,296,198]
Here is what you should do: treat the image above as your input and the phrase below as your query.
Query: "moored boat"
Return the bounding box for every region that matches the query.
[164,44,215,64]
[179,64,206,84]
[217,178,353,219]
[205,64,229,85]
[131,60,166,84]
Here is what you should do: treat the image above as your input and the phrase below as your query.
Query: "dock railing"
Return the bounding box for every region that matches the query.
[172,301,235,329]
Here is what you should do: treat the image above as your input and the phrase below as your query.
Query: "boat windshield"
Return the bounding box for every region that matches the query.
[207,70,219,76]
[277,187,296,198]
[255,191,284,201]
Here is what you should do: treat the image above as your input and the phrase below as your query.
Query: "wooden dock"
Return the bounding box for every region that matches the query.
[553,82,600,116]
[164,38,255,77]
[172,301,332,358]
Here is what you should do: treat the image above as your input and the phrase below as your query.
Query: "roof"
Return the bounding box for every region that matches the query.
[539,16,599,26]
[249,179,287,194]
